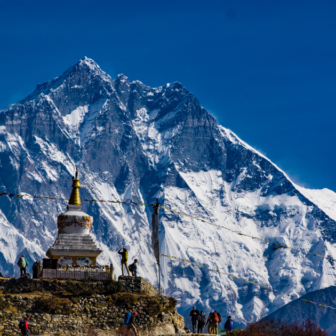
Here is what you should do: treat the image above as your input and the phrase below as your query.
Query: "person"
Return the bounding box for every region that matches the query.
[197,311,206,333]
[225,316,234,335]
[128,312,138,336]
[129,259,138,277]
[17,255,28,278]
[118,247,130,276]
[211,311,219,335]
[218,311,222,327]
[19,316,29,336]
[124,311,132,325]
[189,306,199,333]
[205,312,213,334]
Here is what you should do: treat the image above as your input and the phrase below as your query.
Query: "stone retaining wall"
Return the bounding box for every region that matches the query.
[0,293,184,335]
[0,276,185,335]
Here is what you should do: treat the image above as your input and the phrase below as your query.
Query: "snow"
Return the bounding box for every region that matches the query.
[0,209,45,268]
[295,186,336,222]
[165,167,336,321]
[63,105,89,131]
[80,99,107,146]
[34,136,75,178]
[61,100,107,147]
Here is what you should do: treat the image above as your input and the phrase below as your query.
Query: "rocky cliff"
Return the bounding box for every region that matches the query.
[0,57,336,324]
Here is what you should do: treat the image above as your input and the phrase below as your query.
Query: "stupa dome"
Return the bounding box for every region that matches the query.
[57,168,93,234]
[57,204,93,234]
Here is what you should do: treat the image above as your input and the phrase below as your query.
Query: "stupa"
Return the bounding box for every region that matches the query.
[46,168,102,266]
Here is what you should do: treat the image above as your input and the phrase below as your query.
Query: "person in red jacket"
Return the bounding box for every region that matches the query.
[19,317,29,336]
[212,311,219,335]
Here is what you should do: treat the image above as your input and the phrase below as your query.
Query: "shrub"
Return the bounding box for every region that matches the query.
[235,318,328,336]
[105,279,124,294]
[35,297,72,315]
[168,297,177,310]
[114,293,140,307]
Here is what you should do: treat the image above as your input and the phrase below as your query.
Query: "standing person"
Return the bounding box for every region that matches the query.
[118,247,130,276]
[211,311,219,335]
[197,311,206,333]
[17,255,28,278]
[19,316,29,336]
[128,312,138,336]
[225,316,234,335]
[217,312,222,329]
[189,306,199,333]
[129,259,138,277]
[205,312,213,334]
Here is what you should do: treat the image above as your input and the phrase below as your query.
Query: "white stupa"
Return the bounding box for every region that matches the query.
[46,168,102,266]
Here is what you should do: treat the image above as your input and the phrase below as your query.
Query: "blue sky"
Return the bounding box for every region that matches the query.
[0,0,335,191]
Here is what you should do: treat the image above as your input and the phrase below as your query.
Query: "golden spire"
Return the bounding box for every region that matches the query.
[69,168,81,206]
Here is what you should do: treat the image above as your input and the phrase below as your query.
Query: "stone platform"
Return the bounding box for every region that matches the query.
[118,276,157,295]
[46,233,102,259]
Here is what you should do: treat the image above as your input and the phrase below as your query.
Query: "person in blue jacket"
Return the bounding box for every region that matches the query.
[124,311,132,325]
[225,316,234,335]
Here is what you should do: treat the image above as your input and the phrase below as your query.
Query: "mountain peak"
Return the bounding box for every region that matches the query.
[16,57,112,105]
[77,56,101,72]
[66,57,109,80]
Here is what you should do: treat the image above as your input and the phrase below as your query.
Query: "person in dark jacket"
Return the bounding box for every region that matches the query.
[118,247,130,276]
[197,311,206,333]
[129,259,138,277]
[128,312,138,336]
[205,312,213,334]
[225,316,234,335]
[189,306,199,333]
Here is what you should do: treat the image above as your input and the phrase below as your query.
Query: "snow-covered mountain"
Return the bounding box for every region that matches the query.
[263,286,336,335]
[1,57,336,324]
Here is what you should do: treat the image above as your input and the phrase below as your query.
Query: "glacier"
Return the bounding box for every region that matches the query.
[0,57,336,325]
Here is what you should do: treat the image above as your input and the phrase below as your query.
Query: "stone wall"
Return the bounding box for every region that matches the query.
[0,276,157,296]
[118,276,157,296]
[0,277,185,335]
[0,293,184,335]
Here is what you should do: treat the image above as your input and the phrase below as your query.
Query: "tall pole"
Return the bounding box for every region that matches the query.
[159,261,161,295]
[152,199,161,294]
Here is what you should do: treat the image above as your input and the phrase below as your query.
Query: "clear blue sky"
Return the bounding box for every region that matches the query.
[0,0,335,191]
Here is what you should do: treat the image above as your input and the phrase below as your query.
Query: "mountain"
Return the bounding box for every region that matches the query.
[0,57,336,325]
[263,286,336,335]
